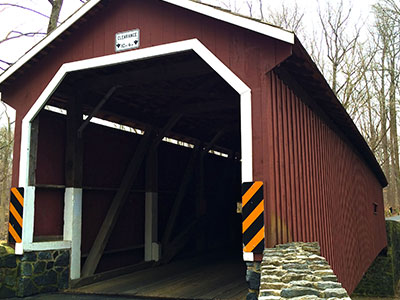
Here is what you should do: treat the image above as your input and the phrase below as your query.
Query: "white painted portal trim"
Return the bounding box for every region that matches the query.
[63,188,82,279]
[243,251,254,262]
[22,186,35,245]
[19,38,253,187]
[23,241,72,251]
[0,0,294,85]
[18,39,253,275]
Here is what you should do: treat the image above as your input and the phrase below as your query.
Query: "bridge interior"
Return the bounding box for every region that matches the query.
[32,50,246,297]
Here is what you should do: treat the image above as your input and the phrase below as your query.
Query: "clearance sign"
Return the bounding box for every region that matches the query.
[115,29,140,52]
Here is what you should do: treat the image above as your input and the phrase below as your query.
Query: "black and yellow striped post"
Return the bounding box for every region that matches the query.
[8,187,24,244]
[242,181,264,254]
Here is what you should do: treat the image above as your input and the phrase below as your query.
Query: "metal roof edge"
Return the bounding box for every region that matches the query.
[0,0,294,86]
[289,38,387,187]
[163,0,295,44]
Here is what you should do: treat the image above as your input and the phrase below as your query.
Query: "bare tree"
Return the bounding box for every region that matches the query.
[317,0,362,95]
[47,0,64,33]
[216,0,243,13]
[0,1,87,71]
[264,2,304,34]
[246,0,254,18]
[206,0,400,210]
[0,103,14,240]
[372,0,400,208]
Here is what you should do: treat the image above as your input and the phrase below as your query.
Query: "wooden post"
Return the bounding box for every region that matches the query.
[145,148,159,262]
[65,95,83,188]
[28,117,39,186]
[63,95,83,280]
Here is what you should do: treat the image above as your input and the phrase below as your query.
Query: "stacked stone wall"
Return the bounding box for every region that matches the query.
[256,242,350,300]
[0,244,70,298]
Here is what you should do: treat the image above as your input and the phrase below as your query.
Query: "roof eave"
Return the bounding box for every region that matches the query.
[164,0,294,44]
[287,37,387,187]
[0,0,294,87]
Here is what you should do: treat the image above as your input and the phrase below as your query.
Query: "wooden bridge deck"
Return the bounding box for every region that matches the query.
[73,254,247,300]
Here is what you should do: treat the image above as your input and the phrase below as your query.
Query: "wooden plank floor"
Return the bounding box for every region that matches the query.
[73,254,247,299]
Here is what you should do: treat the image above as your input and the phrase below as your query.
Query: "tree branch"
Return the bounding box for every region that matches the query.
[0,4,49,19]
[0,31,47,44]
[0,60,11,66]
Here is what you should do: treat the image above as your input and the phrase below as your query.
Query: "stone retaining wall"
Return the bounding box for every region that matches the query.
[257,242,350,300]
[0,244,70,298]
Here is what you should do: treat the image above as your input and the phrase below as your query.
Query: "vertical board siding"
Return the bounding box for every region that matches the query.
[265,72,387,294]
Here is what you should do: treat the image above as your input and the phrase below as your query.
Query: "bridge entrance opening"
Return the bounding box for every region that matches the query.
[31,49,248,299]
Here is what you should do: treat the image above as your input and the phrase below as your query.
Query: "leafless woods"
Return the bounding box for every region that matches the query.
[0,0,399,224]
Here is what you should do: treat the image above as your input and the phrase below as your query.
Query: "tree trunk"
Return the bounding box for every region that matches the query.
[380,42,392,207]
[332,62,338,95]
[47,0,63,33]
[365,74,376,150]
[388,52,400,208]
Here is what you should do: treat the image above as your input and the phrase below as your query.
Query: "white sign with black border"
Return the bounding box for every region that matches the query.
[115,29,140,52]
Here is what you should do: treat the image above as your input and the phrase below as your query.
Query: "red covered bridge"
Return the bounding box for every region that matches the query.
[0,0,387,297]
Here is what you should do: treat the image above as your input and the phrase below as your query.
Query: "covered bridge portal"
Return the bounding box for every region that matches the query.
[30,45,248,298]
[0,0,387,296]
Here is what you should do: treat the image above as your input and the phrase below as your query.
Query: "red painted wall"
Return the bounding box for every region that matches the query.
[2,0,292,187]
[263,71,387,293]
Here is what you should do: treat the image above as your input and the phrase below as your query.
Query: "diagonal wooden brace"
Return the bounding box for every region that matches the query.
[81,114,182,277]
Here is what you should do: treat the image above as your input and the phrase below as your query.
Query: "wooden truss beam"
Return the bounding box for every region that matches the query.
[78,86,119,137]
[81,114,182,277]
[81,129,155,277]
[74,59,213,92]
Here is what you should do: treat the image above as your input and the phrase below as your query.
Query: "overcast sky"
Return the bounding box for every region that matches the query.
[0,0,83,67]
[0,0,378,70]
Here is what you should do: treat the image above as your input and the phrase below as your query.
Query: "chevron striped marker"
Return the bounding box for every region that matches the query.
[8,187,24,244]
[242,181,264,254]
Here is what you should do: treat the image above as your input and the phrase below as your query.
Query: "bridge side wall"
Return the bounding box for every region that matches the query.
[262,71,387,293]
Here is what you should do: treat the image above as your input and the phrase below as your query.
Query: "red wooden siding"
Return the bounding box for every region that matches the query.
[3,0,292,187]
[263,71,387,293]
